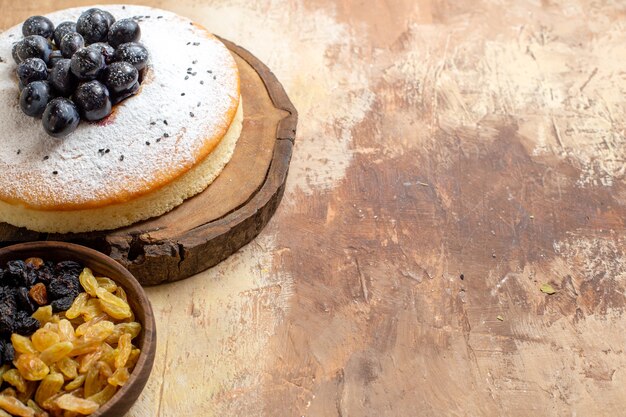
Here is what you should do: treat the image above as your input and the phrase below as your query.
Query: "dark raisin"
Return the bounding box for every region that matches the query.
[0,339,15,364]
[51,295,75,313]
[5,260,34,287]
[12,311,40,335]
[54,261,83,278]
[35,262,54,285]
[47,275,79,300]
[16,287,36,314]
[0,287,17,334]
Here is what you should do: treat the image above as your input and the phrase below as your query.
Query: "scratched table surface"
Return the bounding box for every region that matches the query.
[2,1,626,416]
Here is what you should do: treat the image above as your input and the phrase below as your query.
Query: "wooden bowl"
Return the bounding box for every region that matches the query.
[0,241,156,417]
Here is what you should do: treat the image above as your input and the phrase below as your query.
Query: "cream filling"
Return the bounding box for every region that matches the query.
[0,98,243,233]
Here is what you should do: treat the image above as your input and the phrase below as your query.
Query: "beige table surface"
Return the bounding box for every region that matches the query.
[2,1,626,416]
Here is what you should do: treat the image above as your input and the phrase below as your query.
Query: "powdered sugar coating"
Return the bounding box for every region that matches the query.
[0,5,240,209]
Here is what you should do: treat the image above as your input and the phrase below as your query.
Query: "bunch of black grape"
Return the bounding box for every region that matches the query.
[12,8,149,137]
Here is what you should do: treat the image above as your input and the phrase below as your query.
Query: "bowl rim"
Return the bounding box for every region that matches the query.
[0,240,156,416]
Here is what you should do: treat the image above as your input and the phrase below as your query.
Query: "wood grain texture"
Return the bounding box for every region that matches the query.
[2,0,626,416]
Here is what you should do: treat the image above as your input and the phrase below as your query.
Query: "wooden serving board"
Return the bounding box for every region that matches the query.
[0,38,298,285]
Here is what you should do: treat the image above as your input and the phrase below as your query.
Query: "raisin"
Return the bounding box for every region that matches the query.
[12,312,39,336]
[47,276,79,301]
[55,394,99,414]
[83,367,102,398]
[54,261,82,279]
[50,296,75,313]
[87,383,115,405]
[34,262,54,285]
[31,329,59,352]
[0,287,17,335]
[15,287,36,315]
[83,321,114,344]
[78,268,98,297]
[10,334,37,355]
[40,341,73,365]
[26,399,45,416]
[107,367,129,386]
[57,319,76,342]
[2,368,27,392]
[64,374,86,391]
[24,258,43,269]
[79,348,103,374]
[95,288,131,319]
[35,372,64,405]
[15,380,37,406]
[0,394,35,417]
[28,283,47,306]
[57,357,78,379]
[64,293,88,320]
[5,260,33,287]
[115,334,132,369]
[24,267,38,289]
[0,339,15,364]
[31,306,52,324]
[105,322,141,345]
[14,353,49,381]
[95,277,117,293]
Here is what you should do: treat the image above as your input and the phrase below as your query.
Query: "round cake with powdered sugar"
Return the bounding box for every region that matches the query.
[0,5,242,233]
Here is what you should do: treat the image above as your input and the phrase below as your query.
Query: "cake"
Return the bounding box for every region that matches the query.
[0,5,242,233]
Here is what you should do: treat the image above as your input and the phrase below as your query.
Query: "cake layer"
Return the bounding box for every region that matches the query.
[0,5,240,211]
[0,98,243,233]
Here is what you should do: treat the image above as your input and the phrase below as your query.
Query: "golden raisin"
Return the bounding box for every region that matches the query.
[79,299,105,322]
[63,293,89,321]
[0,365,9,383]
[57,319,76,343]
[126,348,141,370]
[40,342,73,365]
[105,322,141,345]
[107,367,129,387]
[0,388,16,397]
[86,384,116,406]
[11,334,37,355]
[98,343,116,369]
[63,375,86,392]
[24,257,43,269]
[28,283,48,306]
[82,367,102,399]
[15,354,50,381]
[54,394,98,414]
[16,381,37,405]
[115,334,132,369]
[82,321,115,344]
[25,399,44,415]
[68,340,99,357]
[0,395,34,417]
[78,348,103,374]
[114,286,127,302]
[2,369,27,393]
[31,329,60,352]
[78,268,98,297]
[31,306,53,325]
[57,357,78,380]
[95,288,131,319]
[95,277,117,293]
[34,373,64,405]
